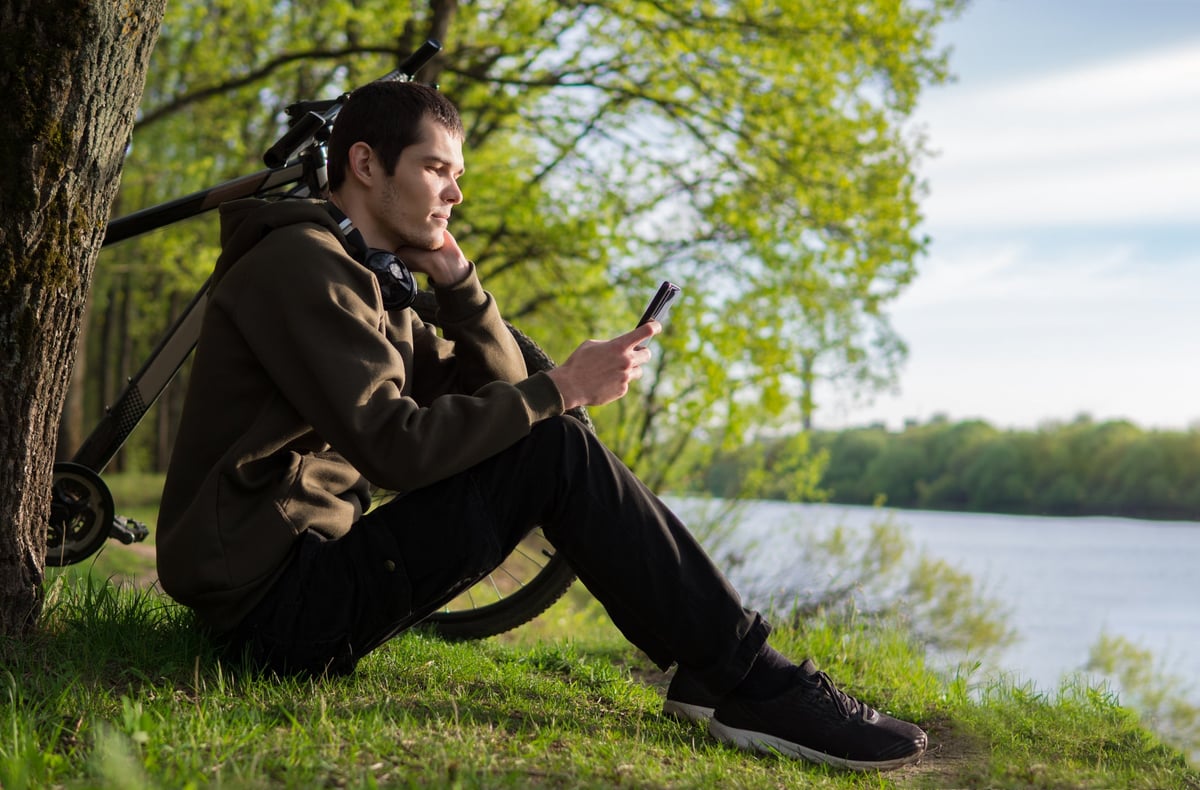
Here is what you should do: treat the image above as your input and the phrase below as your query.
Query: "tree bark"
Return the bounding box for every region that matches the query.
[0,1,165,635]
[55,291,91,461]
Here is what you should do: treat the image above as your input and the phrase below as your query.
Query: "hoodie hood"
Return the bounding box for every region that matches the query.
[213,198,356,286]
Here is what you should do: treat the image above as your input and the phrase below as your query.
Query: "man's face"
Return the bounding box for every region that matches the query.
[373,117,465,251]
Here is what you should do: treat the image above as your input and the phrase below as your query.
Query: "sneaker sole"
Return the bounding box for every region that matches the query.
[708,718,925,771]
[662,700,716,723]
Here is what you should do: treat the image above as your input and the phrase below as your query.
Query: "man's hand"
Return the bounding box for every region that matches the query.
[547,322,662,411]
[396,230,471,287]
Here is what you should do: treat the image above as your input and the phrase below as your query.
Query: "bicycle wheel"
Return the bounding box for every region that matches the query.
[424,528,578,640]
[412,294,582,639]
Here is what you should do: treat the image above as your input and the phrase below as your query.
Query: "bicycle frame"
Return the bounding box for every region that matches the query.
[71,161,310,474]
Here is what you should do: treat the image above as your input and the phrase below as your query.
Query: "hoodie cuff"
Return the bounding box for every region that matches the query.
[516,371,566,423]
[429,262,489,324]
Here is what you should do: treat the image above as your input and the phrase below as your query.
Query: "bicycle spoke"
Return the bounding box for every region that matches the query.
[495,564,525,588]
[511,544,547,569]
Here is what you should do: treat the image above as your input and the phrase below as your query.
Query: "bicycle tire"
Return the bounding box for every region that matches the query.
[412,293,583,640]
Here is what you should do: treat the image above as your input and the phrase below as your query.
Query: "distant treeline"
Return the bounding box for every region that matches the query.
[695,416,1200,521]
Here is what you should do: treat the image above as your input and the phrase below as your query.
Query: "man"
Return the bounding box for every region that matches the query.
[157,79,927,772]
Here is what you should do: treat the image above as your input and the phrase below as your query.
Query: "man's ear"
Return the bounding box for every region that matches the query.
[345,141,376,187]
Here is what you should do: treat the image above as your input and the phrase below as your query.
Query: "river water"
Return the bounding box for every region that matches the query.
[664,497,1200,697]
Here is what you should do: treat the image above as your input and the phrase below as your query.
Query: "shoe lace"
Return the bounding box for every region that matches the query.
[813,670,876,720]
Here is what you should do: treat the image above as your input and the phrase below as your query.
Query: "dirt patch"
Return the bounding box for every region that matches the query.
[102,541,162,591]
[899,717,986,783]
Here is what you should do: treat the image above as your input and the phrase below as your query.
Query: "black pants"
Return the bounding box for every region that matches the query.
[227,415,769,694]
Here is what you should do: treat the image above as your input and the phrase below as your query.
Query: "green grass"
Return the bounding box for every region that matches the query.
[21,474,1199,787]
[2,577,1197,789]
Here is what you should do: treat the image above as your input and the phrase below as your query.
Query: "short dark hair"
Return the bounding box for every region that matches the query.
[326,81,464,191]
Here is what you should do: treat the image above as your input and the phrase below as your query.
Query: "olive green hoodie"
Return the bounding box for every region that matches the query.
[156,198,564,632]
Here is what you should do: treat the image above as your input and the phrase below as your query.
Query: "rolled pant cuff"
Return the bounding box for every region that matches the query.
[687,610,772,698]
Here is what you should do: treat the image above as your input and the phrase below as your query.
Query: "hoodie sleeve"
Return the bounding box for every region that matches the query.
[391,268,529,406]
[222,222,564,492]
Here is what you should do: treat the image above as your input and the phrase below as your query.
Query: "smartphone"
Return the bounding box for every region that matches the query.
[636,281,681,348]
[637,281,681,329]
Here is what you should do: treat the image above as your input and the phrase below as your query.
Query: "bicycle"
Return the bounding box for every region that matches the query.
[47,40,579,641]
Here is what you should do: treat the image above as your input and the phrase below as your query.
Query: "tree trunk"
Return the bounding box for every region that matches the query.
[800,351,816,432]
[0,1,165,636]
[55,290,91,461]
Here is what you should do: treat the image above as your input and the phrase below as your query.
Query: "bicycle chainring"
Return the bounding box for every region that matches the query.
[46,462,115,567]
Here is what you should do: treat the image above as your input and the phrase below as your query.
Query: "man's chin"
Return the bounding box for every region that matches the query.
[397,233,444,252]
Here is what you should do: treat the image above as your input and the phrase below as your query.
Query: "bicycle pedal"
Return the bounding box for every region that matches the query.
[110,515,150,545]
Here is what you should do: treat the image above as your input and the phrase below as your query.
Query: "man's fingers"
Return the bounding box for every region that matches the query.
[623,320,660,348]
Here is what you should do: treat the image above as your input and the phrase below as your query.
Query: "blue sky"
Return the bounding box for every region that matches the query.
[818,0,1200,431]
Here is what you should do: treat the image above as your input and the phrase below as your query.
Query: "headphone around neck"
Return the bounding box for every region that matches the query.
[324,203,417,311]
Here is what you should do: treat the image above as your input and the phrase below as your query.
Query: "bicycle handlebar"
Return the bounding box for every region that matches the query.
[103,40,443,246]
[390,39,444,83]
[262,38,442,168]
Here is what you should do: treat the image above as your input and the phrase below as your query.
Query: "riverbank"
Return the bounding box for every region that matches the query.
[3,575,1196,788]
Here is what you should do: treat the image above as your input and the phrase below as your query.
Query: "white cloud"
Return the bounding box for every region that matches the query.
[917,39,1200,228]
[825,23,1200,431]
[994,41,1200,114]
[897,240,1194,313]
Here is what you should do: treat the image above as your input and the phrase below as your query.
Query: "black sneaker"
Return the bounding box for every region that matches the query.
[662,667,722,723]
[708,659,927,771]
